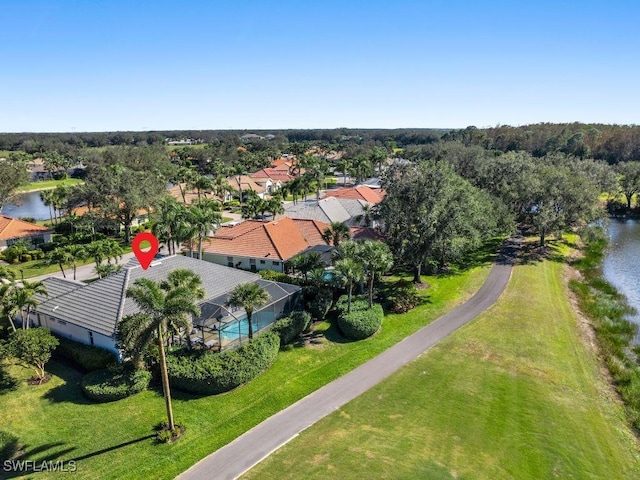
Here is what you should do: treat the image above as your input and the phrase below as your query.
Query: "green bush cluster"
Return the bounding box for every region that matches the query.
[258,269,301,285]
[571,226,640,429]
[336,296,383,341]
[0,431,19,462]
[386,279,421,313]
[166,331,280,395]
[81,367,151,403]
[54,336,117,372]
[307,287,333,320]
[272,311,312,345]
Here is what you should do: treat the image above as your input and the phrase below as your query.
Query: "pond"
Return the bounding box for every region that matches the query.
[602,218,640,326]
[1,191,51,221]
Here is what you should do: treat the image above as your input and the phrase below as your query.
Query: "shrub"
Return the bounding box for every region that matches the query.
[336,295,369,314]
[386,280,421,313]
[54,336,117,372]
[272,311,312,345]
[81,367,151,403]
[337,303,383,341]
[308,287,333,321]
[0,431,19,462]
[154,421,186,444]
[167,331,280,395]
[258,270,300,285]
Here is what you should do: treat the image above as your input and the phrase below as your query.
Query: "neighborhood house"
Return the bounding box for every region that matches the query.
[33,255,301,356]
[0,214,53,251]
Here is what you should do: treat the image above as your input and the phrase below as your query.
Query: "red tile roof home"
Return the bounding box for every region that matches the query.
[324,185,385,204]
[202,217,329,261]
[271,158,292,168]
[0,215,51,241]
[250,168,296,183]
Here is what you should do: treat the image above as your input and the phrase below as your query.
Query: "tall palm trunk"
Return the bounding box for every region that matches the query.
[246,311,254,339]
[157,324,175,431]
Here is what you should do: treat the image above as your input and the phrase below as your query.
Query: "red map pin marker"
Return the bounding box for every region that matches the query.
[132,232,159,270]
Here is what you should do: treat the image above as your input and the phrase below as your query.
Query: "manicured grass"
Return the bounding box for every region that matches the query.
[244,252,640,479]
[0,265,490,479]
[5,246,133,279]
[17,178,84,193]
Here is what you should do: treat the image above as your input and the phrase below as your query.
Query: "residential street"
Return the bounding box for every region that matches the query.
[177,243,516,480]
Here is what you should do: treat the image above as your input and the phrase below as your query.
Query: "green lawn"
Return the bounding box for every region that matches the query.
[243,253,640,479]
[6,246,133,279]
[0,265,491,479]
[17,178,84,193]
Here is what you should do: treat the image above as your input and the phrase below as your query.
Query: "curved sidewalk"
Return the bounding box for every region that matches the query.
[178,249,515,480]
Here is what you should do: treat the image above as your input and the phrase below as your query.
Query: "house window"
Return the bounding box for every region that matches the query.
[227,256,234,268]
[88,331,94,346]
[260,260,266,264]
[250,259,256,265]
[272,261,280,266]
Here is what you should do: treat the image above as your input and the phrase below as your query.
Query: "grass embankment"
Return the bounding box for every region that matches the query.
[16,178,84,193]
[570,227,640,430]
[0,264,491,479]
[244,242,640,480]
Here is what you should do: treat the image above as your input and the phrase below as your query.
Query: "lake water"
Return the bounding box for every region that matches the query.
[602,219,640,325]
[1,191,51,220]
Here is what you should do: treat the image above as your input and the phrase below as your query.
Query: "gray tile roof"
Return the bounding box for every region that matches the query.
[34,277,84,305]
[284,197,369,226]
[36,255,263,337]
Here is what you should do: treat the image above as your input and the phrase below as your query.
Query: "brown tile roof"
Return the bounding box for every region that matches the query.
[250,168,296,183]
[324,185,385,204]
[0,215,51,241]
[350,226,384,241]
[167,184,201,204]
[226,175,269,194]
[202,217,329,261]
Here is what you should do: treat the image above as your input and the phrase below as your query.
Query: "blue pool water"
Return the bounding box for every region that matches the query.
[220,320,251,340]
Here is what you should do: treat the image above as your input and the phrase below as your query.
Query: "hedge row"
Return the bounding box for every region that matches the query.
[166,331,280,395]
[272,311,312,345]
[337,297,383,341]
[0,431,19,462]
[54,336,117,372]
[81,368,151,403]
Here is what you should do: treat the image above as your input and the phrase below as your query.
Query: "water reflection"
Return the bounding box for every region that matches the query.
[602,219,640,325]
[1,191,50,220]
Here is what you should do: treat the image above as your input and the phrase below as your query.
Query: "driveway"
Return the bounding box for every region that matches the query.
[177,241,517,480]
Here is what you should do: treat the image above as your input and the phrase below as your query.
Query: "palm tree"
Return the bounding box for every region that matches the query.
[152,197,187,255]
[334,257,364,314]
[192,175,215,202]
[0,273,18,332]
[354,203,374,227]
[64,244,88,281]
[322,221,351,246]
[9,279,48,329]
[118,269,204,431]
[188,199,222,259]
[267,196,284,220]
[47,247,72,278]
[289,252,324,282]
[359,240,394,307]
[226,283,270,340]
[40,189,56,225]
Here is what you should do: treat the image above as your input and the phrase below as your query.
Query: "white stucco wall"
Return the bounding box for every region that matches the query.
[201,252,285,273]
[36,312,119,356]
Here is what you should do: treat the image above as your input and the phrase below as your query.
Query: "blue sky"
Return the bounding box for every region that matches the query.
[1,0,638,132]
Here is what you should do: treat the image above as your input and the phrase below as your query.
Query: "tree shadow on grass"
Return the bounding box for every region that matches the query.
[42,360,93,405]
[323,323,353,344]
[0,365,18,395]
[0,442,77,479]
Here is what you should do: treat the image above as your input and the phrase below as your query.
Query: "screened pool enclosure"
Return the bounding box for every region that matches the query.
[190,279,301,351]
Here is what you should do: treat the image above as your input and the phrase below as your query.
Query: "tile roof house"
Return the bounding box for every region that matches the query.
[34,255,301,354]
[226,175,278,199]
[0,214,53,251]
[198,217,329,273]
[250,168,296,184]
[284,197,372,226]
[324,185,385,204]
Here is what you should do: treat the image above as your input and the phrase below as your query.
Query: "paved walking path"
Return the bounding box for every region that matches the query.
[178,242,517,480]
